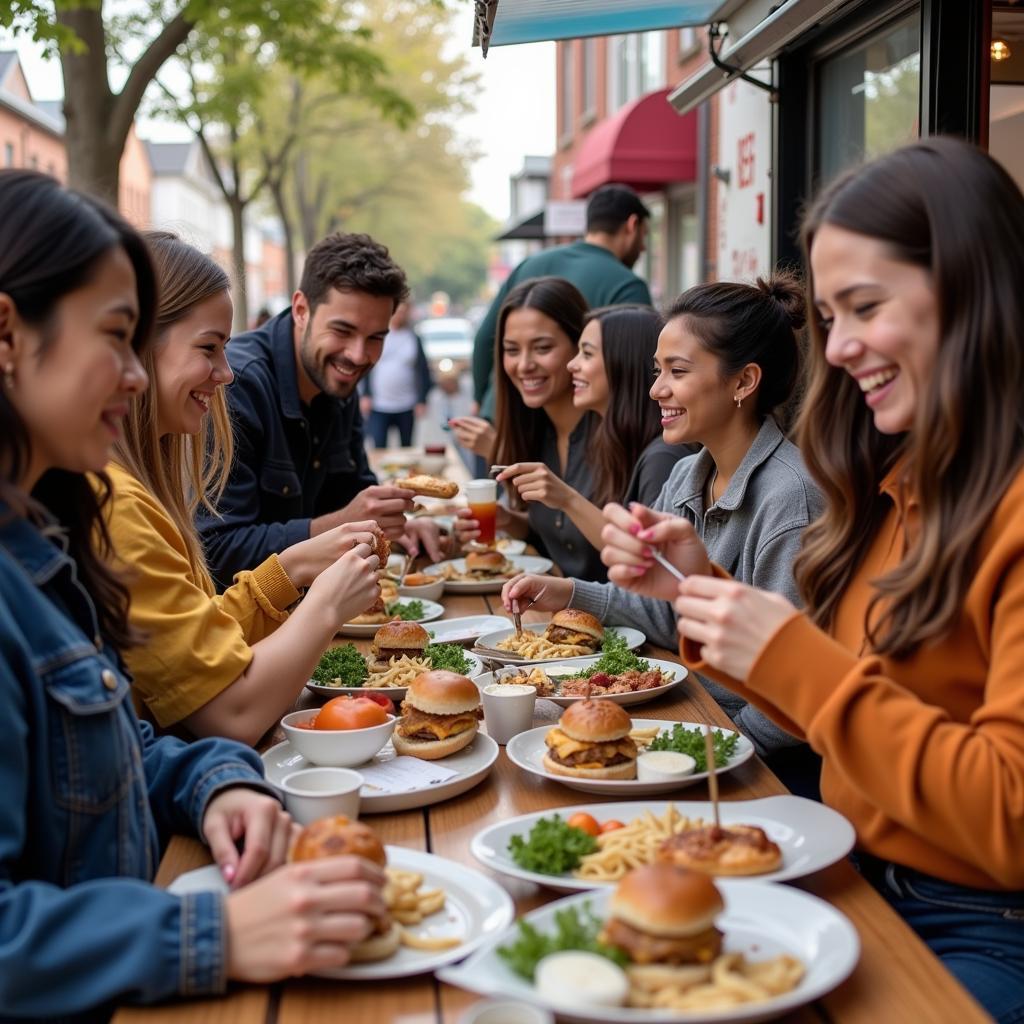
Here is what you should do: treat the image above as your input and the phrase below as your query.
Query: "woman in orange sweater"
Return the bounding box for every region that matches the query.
[605,139,1024,1020]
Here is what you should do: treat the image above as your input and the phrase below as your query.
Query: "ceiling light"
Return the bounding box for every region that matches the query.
[991,38,1012,62]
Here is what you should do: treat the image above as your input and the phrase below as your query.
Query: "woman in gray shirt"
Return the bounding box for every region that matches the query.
[504,273,823,796]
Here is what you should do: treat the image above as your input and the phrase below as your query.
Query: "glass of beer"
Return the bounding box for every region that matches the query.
[464,479,498,546]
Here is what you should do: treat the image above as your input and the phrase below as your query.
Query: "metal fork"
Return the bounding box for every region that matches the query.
[511,585,547,636]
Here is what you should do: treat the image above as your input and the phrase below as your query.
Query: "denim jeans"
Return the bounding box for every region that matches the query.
[368,408,415,448]
[857,854,1024,1023]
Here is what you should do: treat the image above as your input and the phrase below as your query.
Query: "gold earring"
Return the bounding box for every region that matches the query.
[2,363,13,392]
[734,395,742,409]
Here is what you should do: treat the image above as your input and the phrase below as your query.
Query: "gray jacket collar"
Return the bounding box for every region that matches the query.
[673,416,786,517]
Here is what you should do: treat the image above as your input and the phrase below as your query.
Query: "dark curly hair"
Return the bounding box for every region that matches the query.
[299,232,409,312]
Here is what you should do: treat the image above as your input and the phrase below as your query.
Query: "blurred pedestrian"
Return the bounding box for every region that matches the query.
[360,300,432,448]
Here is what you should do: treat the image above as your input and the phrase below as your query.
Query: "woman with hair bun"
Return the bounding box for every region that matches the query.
[506,271,823,792]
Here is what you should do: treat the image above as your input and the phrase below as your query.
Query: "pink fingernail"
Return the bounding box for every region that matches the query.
[222,864,236,882]
[639,529,654,541]
[631,565,647,576]
[628,523,641,536]
[643,546,654,557]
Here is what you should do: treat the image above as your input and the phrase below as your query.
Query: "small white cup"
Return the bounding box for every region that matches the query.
[464,478,498,503]
[458,1000,554,1024]
[418,453,448,476]
[280,767,362,826]
[481,682,537,745]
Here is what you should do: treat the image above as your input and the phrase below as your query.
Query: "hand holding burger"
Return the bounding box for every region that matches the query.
[223,816,389,981]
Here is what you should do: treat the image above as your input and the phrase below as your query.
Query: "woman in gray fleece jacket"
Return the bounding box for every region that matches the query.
[504,273,823,795]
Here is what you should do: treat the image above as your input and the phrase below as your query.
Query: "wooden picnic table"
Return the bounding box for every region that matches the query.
[113,446,990,1024]
[113,585,991,1024]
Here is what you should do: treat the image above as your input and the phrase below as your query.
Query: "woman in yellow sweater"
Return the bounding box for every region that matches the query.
[105,232,381,745]
[605,139,1024,1020]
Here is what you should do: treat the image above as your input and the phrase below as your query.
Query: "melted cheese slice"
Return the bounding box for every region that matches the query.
[544,728,635,762]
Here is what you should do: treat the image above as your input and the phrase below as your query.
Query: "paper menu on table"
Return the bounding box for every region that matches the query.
[358,756,459,794]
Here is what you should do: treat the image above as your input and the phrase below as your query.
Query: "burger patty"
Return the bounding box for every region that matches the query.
[544,736,637,768]
[660,825,779,858]
[373,646,425,661]
[544,626,600,647]
[601,917,723,965]
[397,703,482,741]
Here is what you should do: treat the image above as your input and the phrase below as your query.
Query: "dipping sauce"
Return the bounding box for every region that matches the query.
[536,951,628,1007]
[483,683,536,696]
[637,750,697,782]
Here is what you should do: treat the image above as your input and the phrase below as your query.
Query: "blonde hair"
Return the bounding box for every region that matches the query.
[114,231,232,590]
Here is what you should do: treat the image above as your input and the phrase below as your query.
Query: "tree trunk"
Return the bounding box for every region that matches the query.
[229,198,249,333]
[56,7,119,203]
[269,175,298,296]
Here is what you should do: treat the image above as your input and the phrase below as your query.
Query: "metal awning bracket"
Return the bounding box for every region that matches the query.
[707,22,778,101]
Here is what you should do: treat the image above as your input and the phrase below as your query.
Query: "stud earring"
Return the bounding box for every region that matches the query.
[2,363,13,392]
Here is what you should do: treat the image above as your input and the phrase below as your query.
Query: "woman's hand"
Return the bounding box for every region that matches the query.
[449,416,496,458]
[600,503,712,602]
[502,573,573,613]
[399,517,451,564]
[498,463,576,511]
[279,521,379,589]
[305,543,381,629]
[225,856,387,982]
[453,505,515,548]
[675,576,796,681]
[202,788,297,889]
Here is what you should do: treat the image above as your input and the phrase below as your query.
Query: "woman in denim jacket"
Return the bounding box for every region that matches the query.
[0,171,386,1022]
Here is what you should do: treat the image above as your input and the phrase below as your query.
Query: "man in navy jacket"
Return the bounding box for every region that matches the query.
[198,233,445,589]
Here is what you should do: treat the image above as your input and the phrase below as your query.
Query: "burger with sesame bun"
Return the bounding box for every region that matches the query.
[369,620,430,673]
[542,608,604,651]
[393,671,482,759]
[542,699,638,780]
[289,815,401,962]
[600,863,724,966]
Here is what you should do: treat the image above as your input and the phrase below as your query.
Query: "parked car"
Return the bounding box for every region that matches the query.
[417,317,474,374]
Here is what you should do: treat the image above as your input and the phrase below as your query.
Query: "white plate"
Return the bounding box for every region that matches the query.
[475,657,686,708]
[337,599,445,637]
[506,719,755,796]
[426,615,513,646]
[170,847,514,981]
[423,555,553,593]
[496,538,527,555]
[262,732,499,813]
[470,796,856,890]
[475,623,647,665]
[439,883,859,1024]
[305,650,485,700]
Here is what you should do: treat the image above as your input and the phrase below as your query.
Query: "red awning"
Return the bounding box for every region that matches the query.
[571,87,698,198]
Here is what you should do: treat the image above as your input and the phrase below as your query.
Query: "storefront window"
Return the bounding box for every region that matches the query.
[816,12,920,183]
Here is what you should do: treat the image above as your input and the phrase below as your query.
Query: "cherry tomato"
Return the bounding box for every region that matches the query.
[363,692,396,716]
[566,812,601,837]
[599,820,625,833]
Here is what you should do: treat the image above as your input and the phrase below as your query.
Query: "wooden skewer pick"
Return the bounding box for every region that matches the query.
[705,726,721,829]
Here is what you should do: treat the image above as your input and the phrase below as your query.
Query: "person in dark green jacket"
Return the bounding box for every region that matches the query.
[453,184,652,458]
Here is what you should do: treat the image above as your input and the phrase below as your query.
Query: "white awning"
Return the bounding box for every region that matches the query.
[667,0,853,113]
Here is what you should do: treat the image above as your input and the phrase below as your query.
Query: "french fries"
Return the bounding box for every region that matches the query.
[384,867,462,952]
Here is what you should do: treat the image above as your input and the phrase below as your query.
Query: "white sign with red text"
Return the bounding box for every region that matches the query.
[716,72,773,282]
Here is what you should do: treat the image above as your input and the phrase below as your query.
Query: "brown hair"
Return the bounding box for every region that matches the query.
[113,231,231,589]
[795,137,1024,657]
[584,305,665,506]
[665,271,806,428]
[299,232,409,314]
[0,170,156,650]
[493,277,592,472]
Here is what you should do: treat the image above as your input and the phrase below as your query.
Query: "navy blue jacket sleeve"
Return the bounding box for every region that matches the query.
[349,404,378,492]
[197,370,310,584]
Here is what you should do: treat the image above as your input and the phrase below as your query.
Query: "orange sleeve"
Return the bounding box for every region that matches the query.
[742,587,1024,888]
